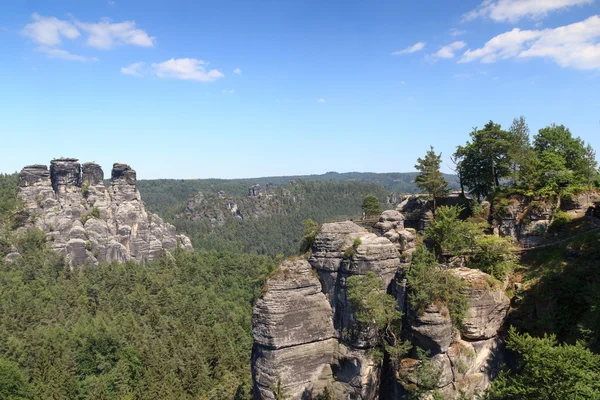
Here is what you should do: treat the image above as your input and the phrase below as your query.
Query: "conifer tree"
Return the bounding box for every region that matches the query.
[415,146,449,210]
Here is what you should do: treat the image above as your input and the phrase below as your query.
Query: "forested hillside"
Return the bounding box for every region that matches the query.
[149,180,393,257]
[136,171,460,218]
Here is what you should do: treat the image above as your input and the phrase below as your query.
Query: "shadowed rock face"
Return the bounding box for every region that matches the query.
[111,163,136,185]
[19,165,50,187]
[82,163,104,185]
[50,158,81,193]
[15,158,193,266]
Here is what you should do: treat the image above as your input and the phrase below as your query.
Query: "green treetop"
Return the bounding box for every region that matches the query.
[361,194,383,216]
[414,146,449,210]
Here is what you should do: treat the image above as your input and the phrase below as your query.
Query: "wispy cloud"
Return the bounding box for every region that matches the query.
[22,13,155,62]
[152,58,224,82]
[222,89,235,94]
[36,46,96,62]
[121,61,145,76]
[75,19,155,49]
[317,98,326,103]
[233,67,241,75]
[108,1,115,5]
[450,28,467,37]
[22,13,80,46]
[392,42,426,55]
[463,0,594,23]
[429,41,467,60]
[459,15,600,70]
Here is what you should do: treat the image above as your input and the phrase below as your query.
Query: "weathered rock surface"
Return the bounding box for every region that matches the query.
[493,196,553,246]
[15,158,192,266]
[252,259,337,399]
[253,222,403,399]
[406,267,508,399]
[373,210,416,262]
[252,221,509,399]
[448,268,510,340]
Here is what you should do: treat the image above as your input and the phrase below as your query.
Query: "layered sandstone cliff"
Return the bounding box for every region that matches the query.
[252,220,509,399]
[16,158,192,266]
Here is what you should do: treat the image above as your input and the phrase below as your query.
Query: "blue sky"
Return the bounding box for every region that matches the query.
[1,0,599,179]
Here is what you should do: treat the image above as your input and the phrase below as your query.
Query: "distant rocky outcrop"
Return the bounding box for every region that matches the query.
[15,158,192,266]
[177,184,288,230]
[252,219,509,399]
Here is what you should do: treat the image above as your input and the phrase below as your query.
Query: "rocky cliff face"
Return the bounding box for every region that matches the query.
[404,268,509,398]
[253,222,402,399]
[492,192,600,245]
[252,220,509,399]
[16,158,192,266]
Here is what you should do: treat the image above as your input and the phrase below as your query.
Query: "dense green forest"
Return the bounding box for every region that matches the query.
[0,228,275,399]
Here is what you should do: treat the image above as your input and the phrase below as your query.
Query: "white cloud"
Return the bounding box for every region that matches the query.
[222,89,235,94]
[463,0,594,23]
[108,1,115,5]
[392,42,426,55]
[152,58,224,82]
[459,15,600,69]
[22,13,80,46]
[233,67,241,75]
[76,19,155,49]
[317,98,326,103]
[429,41,467,60]
[450,28,467,37]
[121,61,145,76]
[22,13,155,62]
[36,46,96,62]
[400,80,406,84]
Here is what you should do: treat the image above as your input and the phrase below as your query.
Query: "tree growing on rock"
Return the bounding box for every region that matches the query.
[347,272,410,365]
[414,146,449,210]
[361,195,383,216]
[299,218,319,254]
[454,121,513,200]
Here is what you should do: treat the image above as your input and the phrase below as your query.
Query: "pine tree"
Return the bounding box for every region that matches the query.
[415,146,449,210]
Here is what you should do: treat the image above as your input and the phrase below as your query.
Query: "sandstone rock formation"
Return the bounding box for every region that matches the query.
[252,259,337,399]
[253,222,402,399]
[406,267,509,399]
[252,221,510,399]
[492,192,600,246]
[373,210,416,262]
[16,158,192,266]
